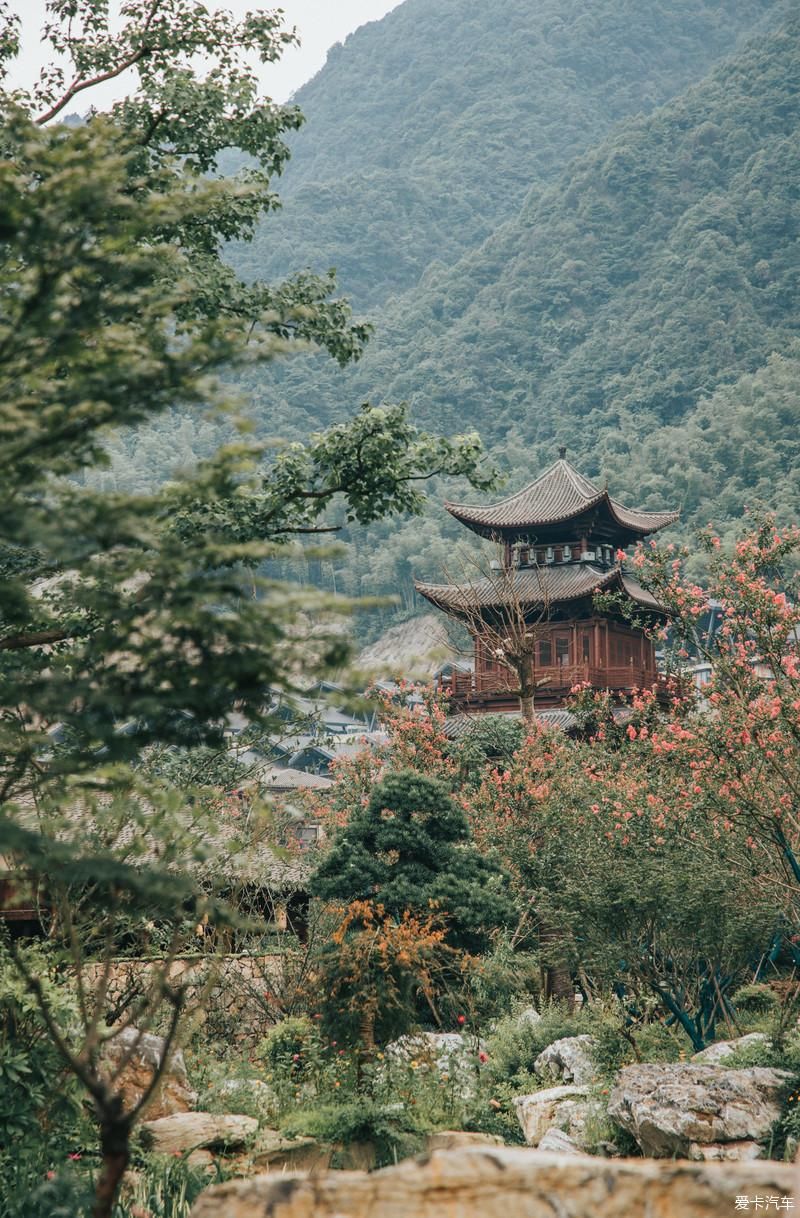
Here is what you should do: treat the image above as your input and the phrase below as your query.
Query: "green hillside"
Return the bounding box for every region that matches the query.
[252,10,800,570]
[95,0,800,620]
[227,0,782,311]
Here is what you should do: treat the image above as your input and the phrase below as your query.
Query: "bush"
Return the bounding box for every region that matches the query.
[731,983,780,1018]
[483,1003,597,1093]
[282,1099,427,1167]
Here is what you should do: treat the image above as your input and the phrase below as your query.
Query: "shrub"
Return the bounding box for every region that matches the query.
[282,1099,427,1167]
[483,1003,597,1093]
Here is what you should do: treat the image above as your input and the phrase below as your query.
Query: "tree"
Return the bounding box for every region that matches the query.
[464,705,781,1049]
[0,5,494,1212]
[310,769,514,1049]
[306,900,459,1052]
[438,546,553,724]
[629,516,800,905]
[311,769,514,957]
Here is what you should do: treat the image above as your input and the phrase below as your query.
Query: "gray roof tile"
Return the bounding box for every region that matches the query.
[416,564,663,613]
[445,458,678,537]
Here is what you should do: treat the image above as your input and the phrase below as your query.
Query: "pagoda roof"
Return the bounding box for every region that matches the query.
[445,457,678,540]
[415,563,663,615]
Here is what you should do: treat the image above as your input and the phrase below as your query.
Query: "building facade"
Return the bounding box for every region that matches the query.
[416,450,678,714]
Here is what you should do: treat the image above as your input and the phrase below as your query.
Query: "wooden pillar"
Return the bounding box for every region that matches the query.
[639,632,646,683]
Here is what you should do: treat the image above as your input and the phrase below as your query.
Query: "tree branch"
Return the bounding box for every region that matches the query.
[0,628,72,651]
[35,0,164,126]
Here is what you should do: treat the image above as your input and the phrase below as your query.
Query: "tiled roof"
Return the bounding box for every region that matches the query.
[259,767,334,791]
[445,458,678,537]
[443,709,578,739]
[416,563,663,613]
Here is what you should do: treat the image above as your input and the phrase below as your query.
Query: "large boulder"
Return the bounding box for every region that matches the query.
[188,1144,797,1218]
[386,1032,485,1098]
[607,1063,791,1157]
[102,1027,196,1119]
[514,1085,589,1146]
[691,1033,769,1065]
[142,1112,258,1155]
[534,1036,597,1087]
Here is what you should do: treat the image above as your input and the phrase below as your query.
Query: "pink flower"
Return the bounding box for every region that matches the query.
[456,1014,466,1026]
[478,1051,489,1063]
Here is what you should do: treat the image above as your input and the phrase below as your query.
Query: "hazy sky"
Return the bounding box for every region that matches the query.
[8,1,401,106]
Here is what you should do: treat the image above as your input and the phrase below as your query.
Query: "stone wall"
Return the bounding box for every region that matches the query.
[83,953,282,1040]
[189,1146,799,1218]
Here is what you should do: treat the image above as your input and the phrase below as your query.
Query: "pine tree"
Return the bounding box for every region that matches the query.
[311,769,514,955]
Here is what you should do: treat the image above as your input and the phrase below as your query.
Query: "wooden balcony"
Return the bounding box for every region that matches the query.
[444,663,666,709]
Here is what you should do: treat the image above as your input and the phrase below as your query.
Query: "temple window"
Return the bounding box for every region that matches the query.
[556,636,570,666]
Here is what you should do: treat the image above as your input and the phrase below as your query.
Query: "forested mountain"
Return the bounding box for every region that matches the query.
[96,0,800,621]
[227,0,783,311]
[245,9,800,590]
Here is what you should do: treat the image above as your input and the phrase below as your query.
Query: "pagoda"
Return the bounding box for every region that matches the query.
[415,449,678,715]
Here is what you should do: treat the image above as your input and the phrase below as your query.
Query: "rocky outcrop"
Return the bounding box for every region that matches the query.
[142,1113,257,1155]
[102,1028,197,1119]
[688,1140,764,1162]
[514,1085,589,1146]
[188,1145,797,1217]
[536,1127,583,1154]
[534,1036,597,1086]
[607,1063,791,1157]
[691,1033,770,1065]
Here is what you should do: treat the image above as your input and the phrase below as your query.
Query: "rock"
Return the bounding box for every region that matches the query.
[102,1027,197,1119]
[517,1006,542,1027]
[536,1127,583,1154]
[142,1112,258,1155]
[514,1085,589,1146]
[188,1144,798,1218]
[551,1097,603,1147]
[534,1036,597,1087]
[386,1032,485,1097]
[607,1063,791,1157]
[387,1032,486,1068]
[218,1078,273,1099]
[187,1150,215,1171]
[425,1131,504,1151]
[691,1033,769,1065]
[688,1140,764,1162]
[250,1130,332,1173]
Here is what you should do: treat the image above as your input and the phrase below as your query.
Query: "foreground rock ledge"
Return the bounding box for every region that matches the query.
[188,1145,797,1218]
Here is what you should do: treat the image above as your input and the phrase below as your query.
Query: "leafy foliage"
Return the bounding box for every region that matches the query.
[311,769,514,955]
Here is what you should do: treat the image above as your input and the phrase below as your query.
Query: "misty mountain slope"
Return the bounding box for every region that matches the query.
[228,0,783,311]
[257,10,799,463]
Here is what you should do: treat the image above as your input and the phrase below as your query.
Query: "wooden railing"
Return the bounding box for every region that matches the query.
[446,665,661,699]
